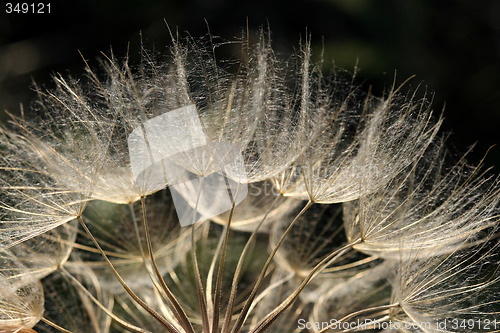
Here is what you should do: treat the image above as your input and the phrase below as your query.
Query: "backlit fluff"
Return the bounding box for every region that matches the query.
[0,28,498,333]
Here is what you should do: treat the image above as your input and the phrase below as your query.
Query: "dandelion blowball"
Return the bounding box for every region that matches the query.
[0,26,498,333]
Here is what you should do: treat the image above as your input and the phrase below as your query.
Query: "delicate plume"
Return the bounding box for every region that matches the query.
[389,232,500,332]
[0,26,497,333]
[344,139,500,258]
[0,249,44,332]
[0,128,89,248]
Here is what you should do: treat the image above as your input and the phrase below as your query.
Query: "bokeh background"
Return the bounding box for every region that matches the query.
[1,0,499,171]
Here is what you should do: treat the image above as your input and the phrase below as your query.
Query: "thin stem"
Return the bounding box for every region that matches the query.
[129,203,147,263]
[192,224,211,332]
[319,304,398,333]
[251,239,362,333]
[338,304,397,325]
[77,216,179,333]
[206,224,227,329]
[140,196,196,333]
[188,176,211,332]
[41,317,73,333]
[129,202,171,308]
[59,266,151,333]
[246,272,294,318]
[339,315,390,332]
[230,200,313,333]
[221,194,281,333]
[211,179,238,333]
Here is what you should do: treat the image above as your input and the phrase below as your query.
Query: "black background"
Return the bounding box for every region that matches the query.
[1,0,499,172]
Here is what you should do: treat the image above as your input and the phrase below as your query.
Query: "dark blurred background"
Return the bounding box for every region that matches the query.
[1,0,499,171]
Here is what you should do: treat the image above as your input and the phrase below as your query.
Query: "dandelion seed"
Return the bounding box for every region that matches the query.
[0,249,44,332]
[0,25,497,333]
[344,139,500,258]
[0,128,90,248]
[9,221,77,280]
[390,232,500,332]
